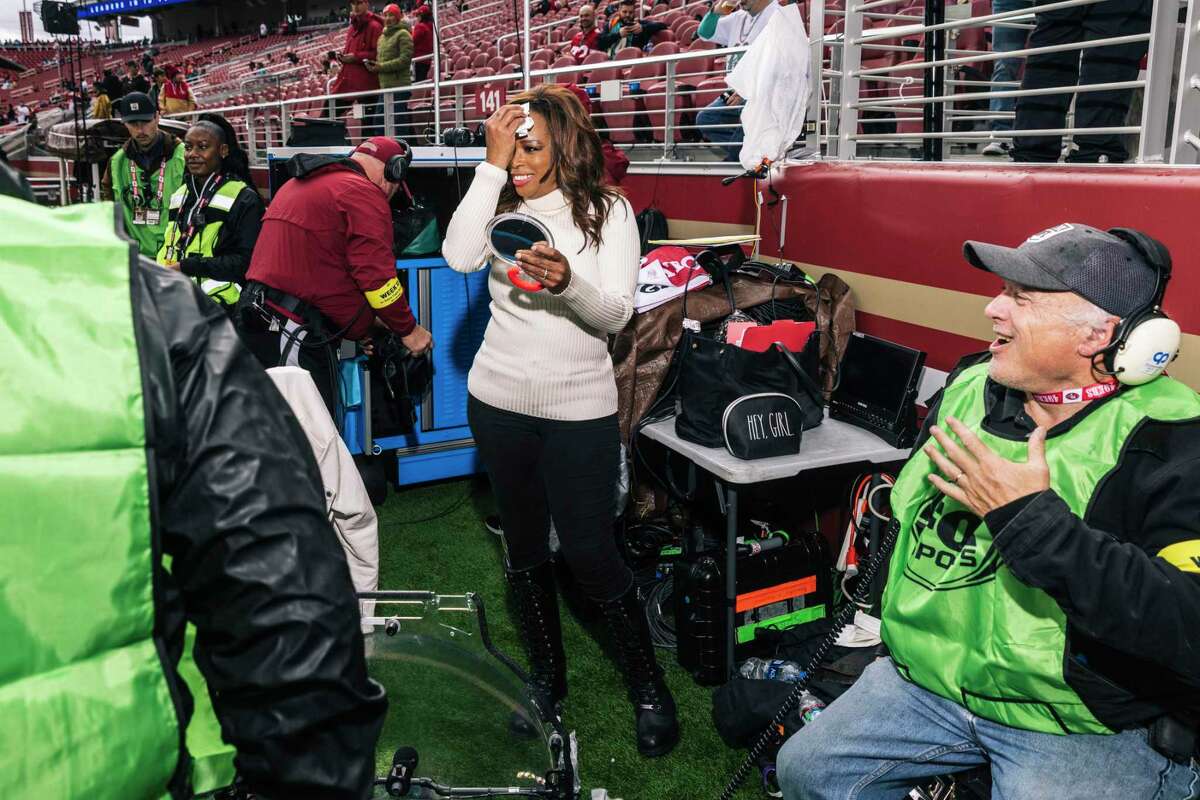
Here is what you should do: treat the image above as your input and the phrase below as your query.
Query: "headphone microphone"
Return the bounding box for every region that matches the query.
[1098,227,1181,386]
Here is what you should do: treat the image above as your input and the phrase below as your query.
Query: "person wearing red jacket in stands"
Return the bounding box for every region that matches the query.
[333,0,385,136]
[411,5,434,82]
[238,137,433,418]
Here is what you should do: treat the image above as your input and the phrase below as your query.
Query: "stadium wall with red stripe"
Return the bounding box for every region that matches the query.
[623,162,1200,388]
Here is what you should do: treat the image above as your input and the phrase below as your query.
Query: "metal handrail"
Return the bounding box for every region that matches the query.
[140,0,1195,168]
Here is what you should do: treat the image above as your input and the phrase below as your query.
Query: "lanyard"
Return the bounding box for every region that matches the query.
[129,157,166,210]
[1031,380,1118,405]
[175,173,224,256]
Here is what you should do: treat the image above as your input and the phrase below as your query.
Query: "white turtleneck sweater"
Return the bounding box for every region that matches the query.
[443,161,639,421]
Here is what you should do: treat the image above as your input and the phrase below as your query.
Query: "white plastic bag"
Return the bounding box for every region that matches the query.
[726,4,812,171]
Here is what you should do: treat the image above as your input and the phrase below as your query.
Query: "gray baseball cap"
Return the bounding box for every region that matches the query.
[118,92,156,122]
[963,222,1159,319]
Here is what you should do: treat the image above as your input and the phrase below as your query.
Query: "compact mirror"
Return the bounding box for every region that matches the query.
[485,212,554,267]
[485,213,556,292]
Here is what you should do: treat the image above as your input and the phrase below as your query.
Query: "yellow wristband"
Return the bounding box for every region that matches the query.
[365,277,404,309]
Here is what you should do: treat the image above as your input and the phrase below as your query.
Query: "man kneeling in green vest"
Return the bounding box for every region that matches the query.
[778,224,1200,799]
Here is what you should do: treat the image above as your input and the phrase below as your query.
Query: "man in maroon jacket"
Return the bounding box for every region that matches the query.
[334,0,385,136]
[239,137,432,417]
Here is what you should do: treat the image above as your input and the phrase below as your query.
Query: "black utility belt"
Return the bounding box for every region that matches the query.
[1149,715,1198,765]
[239,281,333,337]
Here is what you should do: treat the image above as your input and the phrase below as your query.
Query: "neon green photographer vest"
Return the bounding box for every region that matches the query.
[0,198,236,797]
[156,179,246,307]
[882,362,1200,735]
[110,138,186,259]
[0,198,182,797]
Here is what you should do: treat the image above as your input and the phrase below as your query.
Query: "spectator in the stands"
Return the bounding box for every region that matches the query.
[122,59,150,97]
[5,105,16,124]
[149,67,166,110]
[411,4,434,82]
[141,50,155,74]
[102,68,124,101]
[598,0,667,55]
[286,50,301,65]
[160,65,197,115]
[533,0,566,16]
[1011,0,1150,163]
[695,0,780,160]
[333,0,385,136]
[16,102,30,124]
[89,83,113,120]
[568,5,603,62]
[259,21,269,38]
[369,3,413,136]
[981,0,1033,157]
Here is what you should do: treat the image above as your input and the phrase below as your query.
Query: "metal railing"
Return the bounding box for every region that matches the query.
[146,0,1195,169]
[822,0,1194,164]
[168,42,752,168]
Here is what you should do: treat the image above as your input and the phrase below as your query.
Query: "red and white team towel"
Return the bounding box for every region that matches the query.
[634,246,713,313]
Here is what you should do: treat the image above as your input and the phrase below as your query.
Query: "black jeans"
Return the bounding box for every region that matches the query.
[468,395,632,602]
[1012,0,1151,163]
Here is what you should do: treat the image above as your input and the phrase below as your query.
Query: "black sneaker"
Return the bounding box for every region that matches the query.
[484,514,504,537]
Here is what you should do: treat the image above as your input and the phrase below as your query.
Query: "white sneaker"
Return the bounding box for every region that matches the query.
[981,141,1009,156]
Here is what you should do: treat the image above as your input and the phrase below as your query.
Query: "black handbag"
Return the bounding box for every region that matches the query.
[723,392,803,460]
[367,333,432,436]
[674,271,824,449]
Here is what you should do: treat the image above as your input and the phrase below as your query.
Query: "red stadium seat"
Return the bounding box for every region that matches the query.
[551,55,579,83]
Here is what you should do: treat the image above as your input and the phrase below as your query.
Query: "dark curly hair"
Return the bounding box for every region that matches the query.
[496,84,624,251]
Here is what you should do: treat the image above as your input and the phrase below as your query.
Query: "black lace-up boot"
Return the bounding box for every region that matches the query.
[506,559,568,733]
[597,583,680,757]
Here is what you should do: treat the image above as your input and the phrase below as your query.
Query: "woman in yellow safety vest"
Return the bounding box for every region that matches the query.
[157,114,264,309]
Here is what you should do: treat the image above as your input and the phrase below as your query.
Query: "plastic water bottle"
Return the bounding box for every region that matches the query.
[798,690,826,725]
[738,658,805,683]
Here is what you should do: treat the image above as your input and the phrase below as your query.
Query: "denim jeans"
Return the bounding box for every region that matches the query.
[696,94,744,161]
[989,0,1034,132]
[777,658,1200,800]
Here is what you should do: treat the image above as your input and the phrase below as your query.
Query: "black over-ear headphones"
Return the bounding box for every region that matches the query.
[1097,227,1181,386]
[383,138,413,183]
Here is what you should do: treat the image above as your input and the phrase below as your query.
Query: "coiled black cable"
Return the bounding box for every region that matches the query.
[644,575,675,650]
[716,518,902,800]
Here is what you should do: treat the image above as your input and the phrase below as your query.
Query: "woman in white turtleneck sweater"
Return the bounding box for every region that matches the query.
[442,85,678,757]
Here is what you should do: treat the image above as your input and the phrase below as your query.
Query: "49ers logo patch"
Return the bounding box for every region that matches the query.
[902,494,1000,591]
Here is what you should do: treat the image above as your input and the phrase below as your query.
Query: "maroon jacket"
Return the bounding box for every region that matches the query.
[247,159,416,341]
[333,12,383,95]
[412,21,433,60]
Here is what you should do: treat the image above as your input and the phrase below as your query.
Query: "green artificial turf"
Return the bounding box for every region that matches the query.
[373,475,765,800]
